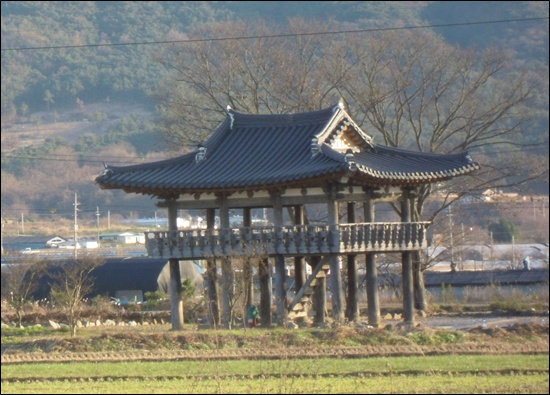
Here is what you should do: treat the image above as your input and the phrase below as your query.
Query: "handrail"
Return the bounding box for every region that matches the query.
[145,222,431,259]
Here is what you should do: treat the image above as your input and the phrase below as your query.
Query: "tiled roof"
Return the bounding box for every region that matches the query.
[96,103,479,196]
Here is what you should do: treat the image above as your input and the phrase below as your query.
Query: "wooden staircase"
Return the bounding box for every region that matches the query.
[287,256,330,320]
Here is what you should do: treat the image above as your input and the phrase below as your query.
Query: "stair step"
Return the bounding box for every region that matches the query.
[289,311,308,318]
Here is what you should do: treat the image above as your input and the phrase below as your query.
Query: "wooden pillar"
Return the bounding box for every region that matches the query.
[294,205,307,324]
[243,207,254,309]
[310,256,326,326]
[259,257,272,327]
[364,194,380,327]
[327,185,344,324]
[271,191,287,326]
[167,201,184,330]
[218,194,233,328]
[346,202,359,322]
[401,189,415,326]
[294,206,306,292]
[206,208,220,327]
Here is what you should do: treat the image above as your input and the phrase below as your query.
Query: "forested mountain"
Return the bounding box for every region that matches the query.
[2,1,547,117]
[0,1,548,231]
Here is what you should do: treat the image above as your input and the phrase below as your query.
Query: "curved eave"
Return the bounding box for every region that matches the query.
[352,162,479,184]
[346,145,480,185]
[98,169,351,198]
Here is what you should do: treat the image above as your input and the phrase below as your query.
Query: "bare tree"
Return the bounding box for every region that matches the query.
[156,19,547,310]
[339,29,546,309]
[219,247,268,329]
[49,255,104,336]
[154,19,341,148]
[1,256,45,327]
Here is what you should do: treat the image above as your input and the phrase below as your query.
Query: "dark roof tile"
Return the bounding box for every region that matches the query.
[96,103,479,195]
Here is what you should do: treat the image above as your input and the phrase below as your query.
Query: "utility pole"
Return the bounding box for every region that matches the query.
[461,223,465,271]
[1,212,4,256]
[96,206,100,247]
[21,212,24,235]
[512,235,515,269]
[108,209,110,229]
[74,193,79,259]
[448,205,454,267]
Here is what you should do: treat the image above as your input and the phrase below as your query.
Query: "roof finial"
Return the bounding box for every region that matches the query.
[195,146,207,164]
[311,137,321,157]
[101,162,112,176]
[338,97,346,111]
[226,105,235,129]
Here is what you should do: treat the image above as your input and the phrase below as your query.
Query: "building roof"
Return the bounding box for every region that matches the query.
[424,269,549,287]
[30,258,204,300]
[377,269,548,288]
[96,103,479,197]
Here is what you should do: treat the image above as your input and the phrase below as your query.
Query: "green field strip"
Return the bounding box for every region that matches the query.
[2,354,548,380]
[1,373,548,394]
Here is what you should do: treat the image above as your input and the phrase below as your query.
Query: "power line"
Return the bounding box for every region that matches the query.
[0,154,144,165]
[1,17,547,52]
[2,144,548,164]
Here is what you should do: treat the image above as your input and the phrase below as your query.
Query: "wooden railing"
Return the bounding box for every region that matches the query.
[144,222,431,259]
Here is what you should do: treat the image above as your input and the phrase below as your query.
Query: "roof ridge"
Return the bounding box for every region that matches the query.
[228,104,339,126]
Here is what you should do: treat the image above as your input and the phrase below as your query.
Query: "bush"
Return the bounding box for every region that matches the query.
[143,290,168,311]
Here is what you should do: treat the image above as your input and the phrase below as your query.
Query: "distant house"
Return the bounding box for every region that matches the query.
[117,232,145,244]
[78,238,99,249]
[98,232,120,242]
[57,240,81,249]
[99,232,145,244]
[481,188,519,202]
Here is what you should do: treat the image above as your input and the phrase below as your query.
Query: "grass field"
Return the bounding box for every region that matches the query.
[2,303,548,394]
[2,355,548,394]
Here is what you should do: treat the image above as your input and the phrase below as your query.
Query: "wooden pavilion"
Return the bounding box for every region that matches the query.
[96,101,479,330]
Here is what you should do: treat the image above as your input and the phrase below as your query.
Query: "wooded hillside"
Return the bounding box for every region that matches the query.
[0,1,548,234]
